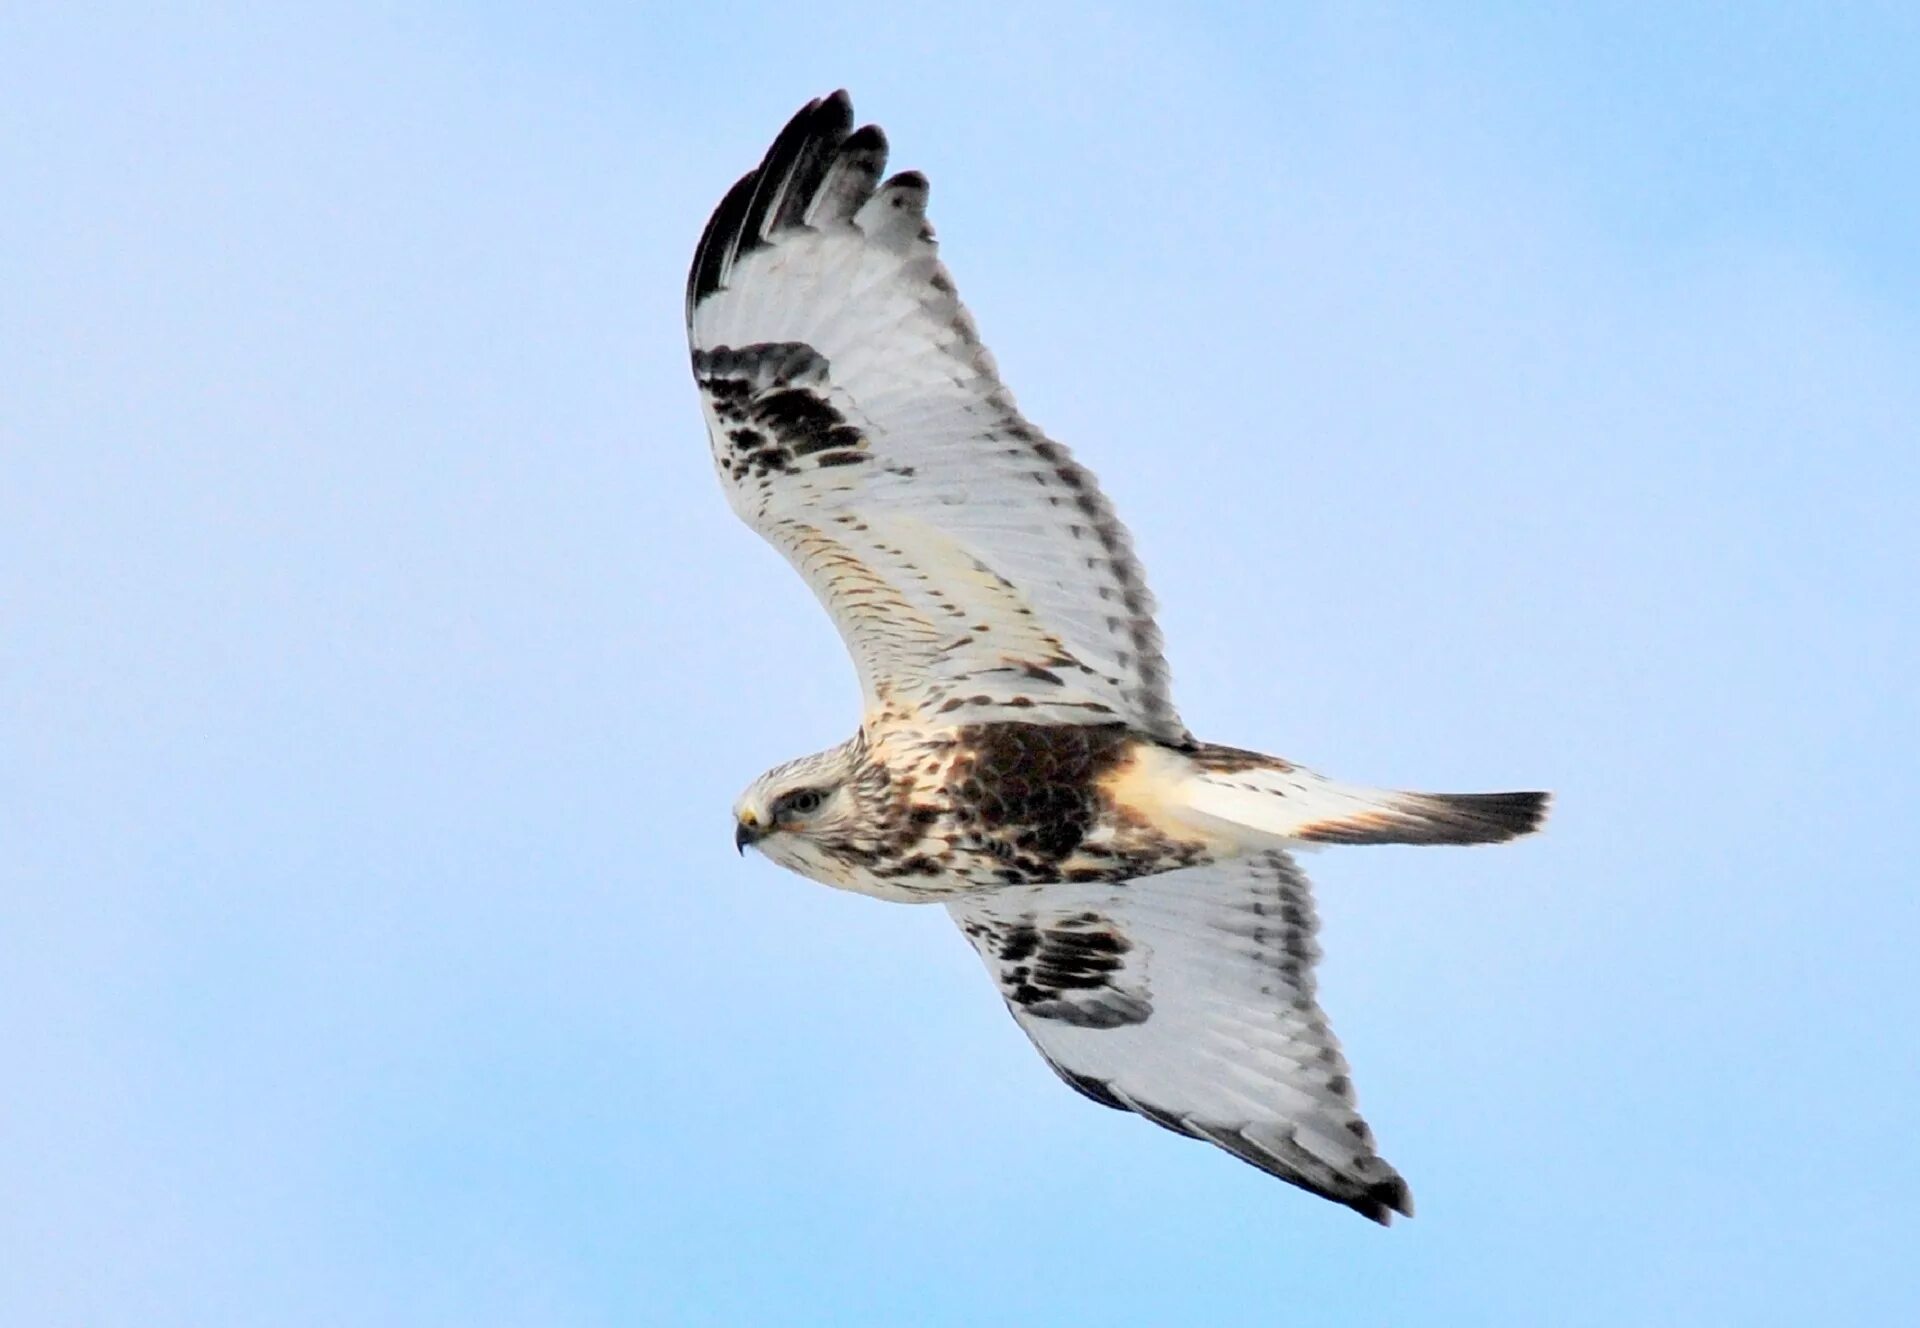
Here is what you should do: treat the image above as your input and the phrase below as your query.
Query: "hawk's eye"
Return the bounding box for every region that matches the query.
[779,788,827,819]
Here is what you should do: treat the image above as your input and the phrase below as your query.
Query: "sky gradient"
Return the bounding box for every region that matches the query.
[4,4,1917,1324]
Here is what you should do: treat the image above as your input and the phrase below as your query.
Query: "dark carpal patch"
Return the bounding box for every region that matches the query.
[988,912,1150,1029]
[755,386,864,457]
[695,342,873,485]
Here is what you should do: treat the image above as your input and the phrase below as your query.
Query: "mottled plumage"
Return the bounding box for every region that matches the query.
[690,92,1549,1223]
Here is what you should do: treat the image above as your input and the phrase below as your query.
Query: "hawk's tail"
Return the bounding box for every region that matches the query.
[1178,749,1550,848]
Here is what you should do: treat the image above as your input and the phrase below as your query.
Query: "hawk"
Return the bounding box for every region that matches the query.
[687,92,1548,1223]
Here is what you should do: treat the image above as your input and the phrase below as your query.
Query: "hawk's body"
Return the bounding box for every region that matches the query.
[752,721,1212,902]
[688,93,1548,1224]
[754,718,1540,904]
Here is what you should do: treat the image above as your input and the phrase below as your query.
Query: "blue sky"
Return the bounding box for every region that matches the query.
[3,4,1916,1324]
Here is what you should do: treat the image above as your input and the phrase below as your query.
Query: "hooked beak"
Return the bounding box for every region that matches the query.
[734,815,762,855]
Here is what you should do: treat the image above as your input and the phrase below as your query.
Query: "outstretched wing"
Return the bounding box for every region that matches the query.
[688,92,1186,743]
[947,852,1413,1224]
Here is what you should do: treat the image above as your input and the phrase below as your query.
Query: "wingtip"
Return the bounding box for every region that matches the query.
[1352,1175,1415,1226]
[811,88,855,136]
[843,122,888,155]
[688,91,871,316]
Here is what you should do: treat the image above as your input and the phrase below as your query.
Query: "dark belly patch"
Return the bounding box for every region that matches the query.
[943,722,1133,881]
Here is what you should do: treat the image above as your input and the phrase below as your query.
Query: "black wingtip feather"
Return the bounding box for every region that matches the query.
[688,90,884,318]
[1351,1175,1415,1226]
[1250,1145,1415,1227]
[841,122,887,156]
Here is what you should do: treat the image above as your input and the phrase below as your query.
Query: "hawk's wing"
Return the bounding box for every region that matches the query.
[688,92,1187,743]
[947,851,1413,1223]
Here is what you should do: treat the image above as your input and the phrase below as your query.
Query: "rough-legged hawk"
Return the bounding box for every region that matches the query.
[686,92,1548,1223]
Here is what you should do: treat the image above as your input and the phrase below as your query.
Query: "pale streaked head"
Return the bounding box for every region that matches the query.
[732,741,868,884]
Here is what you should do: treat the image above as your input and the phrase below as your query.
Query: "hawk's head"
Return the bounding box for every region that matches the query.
[733,740,875,885]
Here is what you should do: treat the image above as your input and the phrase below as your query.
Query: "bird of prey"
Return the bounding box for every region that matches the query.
[687,91,1547,1224]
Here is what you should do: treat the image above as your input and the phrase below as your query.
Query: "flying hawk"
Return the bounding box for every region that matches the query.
[687,92,1548,1224]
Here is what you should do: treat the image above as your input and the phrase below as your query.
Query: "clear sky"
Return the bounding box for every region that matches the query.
[4,4,1916,1325]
